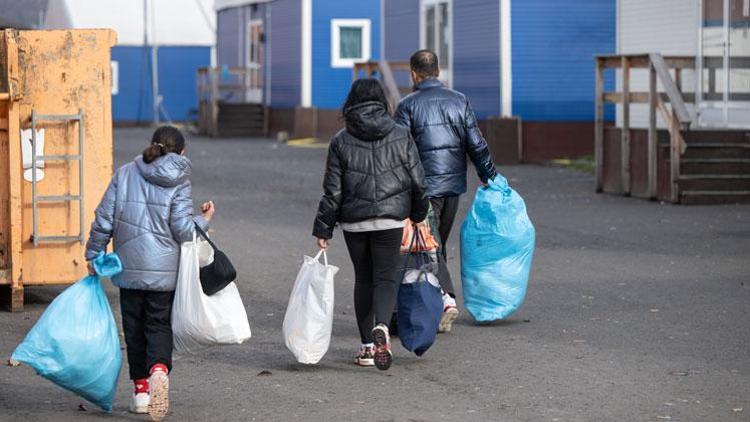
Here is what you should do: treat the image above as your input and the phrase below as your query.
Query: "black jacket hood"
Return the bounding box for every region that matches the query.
[344,101,396,142]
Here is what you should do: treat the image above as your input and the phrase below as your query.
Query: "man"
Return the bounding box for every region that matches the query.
[395,49,497,333]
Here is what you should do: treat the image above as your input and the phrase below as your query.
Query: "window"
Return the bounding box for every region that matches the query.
[421,0,452,86]
[331,19,371,68]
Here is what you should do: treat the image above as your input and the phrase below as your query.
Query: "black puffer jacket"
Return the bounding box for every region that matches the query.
[313,101,429,240]
[395,78,497,198]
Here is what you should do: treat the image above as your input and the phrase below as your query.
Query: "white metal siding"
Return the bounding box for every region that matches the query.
[616,0,700,128]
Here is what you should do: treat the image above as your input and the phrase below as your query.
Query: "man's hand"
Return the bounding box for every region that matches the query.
[87,261,96,276]
[201,201,215,221]
[317,238,330,250]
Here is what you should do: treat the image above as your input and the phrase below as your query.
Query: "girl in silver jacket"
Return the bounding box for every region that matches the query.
[85,126,214,420]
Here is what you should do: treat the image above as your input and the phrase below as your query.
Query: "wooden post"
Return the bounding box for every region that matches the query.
[5,30,24,311]
[670,114,681,203]
[674,68,682,93]
[595,57,604,192]
[209,68,219,138]
[648,62,658,200]
[621,56,631,195]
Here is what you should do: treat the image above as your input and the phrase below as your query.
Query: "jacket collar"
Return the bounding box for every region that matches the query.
[415,77,444,91]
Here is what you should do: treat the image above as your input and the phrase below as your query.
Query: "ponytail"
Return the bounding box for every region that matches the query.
[142,143,165,164]
[141,126,186,164]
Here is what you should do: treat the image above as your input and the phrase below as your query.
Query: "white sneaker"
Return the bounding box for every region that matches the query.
[130,392,150,414]
[439,293,459,333]
[148,369,169,421]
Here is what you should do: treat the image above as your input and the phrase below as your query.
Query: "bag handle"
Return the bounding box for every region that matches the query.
[401,223,429,280]
[194,222,219,251]
[313,249,329,267]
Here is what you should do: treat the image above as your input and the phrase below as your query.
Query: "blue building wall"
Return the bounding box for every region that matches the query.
[268,0,302,108]
[111,46,210,122]
[511,0,615,121]
[453,0,501,119]
[311,0,381,109]
[384,0,419,61]
[217,7,243,68]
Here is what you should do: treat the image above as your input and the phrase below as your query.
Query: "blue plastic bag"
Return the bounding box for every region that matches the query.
[397,254,443,356]
[12,252,123,412]
[460,175,535,323]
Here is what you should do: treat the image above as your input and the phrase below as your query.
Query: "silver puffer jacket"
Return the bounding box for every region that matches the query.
[85,153,208,291]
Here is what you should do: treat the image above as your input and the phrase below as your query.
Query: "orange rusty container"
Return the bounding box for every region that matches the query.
[0,29,116,311]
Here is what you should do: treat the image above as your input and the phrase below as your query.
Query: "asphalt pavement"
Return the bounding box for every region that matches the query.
[1,127,748,421]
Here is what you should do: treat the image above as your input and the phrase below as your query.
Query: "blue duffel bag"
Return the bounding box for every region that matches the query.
[397,250,443,356]
[460,175,535,323]
[12,252,123,412]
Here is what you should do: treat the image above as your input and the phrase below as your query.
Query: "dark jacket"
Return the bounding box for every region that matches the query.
[313,101,429,240]
[394,78,497,198]
[85,153,208,291]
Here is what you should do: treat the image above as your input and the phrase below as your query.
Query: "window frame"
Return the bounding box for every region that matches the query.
[331,18,372,68]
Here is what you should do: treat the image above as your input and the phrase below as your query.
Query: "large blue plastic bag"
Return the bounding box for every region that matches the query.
[460,175,535,323]
[11,252,123,412]
[397,254,443,356]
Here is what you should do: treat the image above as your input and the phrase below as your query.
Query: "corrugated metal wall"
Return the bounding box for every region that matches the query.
[512,0,616,122]
[617,0,699,128]
[112,46,210,122]
[311,0,381,109]
[268,0,302,108]
[384,0,420,61]
[453,0,501,119]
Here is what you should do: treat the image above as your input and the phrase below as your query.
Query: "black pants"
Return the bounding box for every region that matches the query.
[430,196,460,298]
[343,228,403,344]
[120,288,175,380]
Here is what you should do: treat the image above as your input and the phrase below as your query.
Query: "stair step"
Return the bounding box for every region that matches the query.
[683,130,749,144]
[680,158,750,175]
[681,190,750,205]
[682,143,750,159]
[678,174,750,191]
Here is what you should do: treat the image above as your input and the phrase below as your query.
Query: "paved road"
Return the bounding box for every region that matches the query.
[1,128,749,421]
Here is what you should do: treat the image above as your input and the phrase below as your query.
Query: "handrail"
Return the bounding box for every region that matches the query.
[649,53,691,126]
[595,53,699,203]
[353,61,411,112]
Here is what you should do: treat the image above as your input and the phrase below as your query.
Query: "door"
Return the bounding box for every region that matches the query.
[421,0,452,86]
[697,0,750,128]
[246,19,264,103]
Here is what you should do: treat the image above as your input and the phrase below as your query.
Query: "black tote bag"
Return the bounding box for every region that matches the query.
[194,223,237,296]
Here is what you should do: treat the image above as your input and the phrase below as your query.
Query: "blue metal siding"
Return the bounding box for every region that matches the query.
[511,0,616,121]
[217,7,243,68]
[384,0,419,61]
[311,0,381,109]
[269,0,302,108]
[453,0,501,119]
[111,46,210,122]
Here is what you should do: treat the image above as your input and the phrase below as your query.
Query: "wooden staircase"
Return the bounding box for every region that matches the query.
[215,102,267,137]
[669,131,750,205]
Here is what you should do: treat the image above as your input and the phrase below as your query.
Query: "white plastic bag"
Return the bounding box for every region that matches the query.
[172,234,251,354]
[282,250,338,364]
[197,237,214,267]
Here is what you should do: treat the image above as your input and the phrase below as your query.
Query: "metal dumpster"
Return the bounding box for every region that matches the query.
[0,29,116,311]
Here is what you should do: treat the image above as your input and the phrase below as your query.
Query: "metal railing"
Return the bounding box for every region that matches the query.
[197,67,264,137]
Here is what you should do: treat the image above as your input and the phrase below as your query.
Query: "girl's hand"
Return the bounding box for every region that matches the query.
[317,238,330,250]
[201,201,215,221]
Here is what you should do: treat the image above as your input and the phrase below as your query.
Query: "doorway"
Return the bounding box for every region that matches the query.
[697,0,750,128]
[420,0,452,87]
[246,19,264,103]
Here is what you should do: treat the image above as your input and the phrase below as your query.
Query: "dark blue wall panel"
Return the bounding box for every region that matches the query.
[111,46,210,123]
[384,0,419,61]
[511,0,616,121]
[217,7,243,68]
[268,0,302,108]
[453,0,501,119]
[312,0,381,109]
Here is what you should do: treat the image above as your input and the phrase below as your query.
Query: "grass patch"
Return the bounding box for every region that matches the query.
[550,155,595,175]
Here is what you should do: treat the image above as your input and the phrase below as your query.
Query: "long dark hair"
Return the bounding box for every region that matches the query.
[142,126,186,164]
[342,78,389,117]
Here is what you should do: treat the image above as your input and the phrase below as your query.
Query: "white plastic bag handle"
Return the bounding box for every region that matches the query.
[313,249,329,267]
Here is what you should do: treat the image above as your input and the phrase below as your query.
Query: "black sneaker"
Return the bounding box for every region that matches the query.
[371,324,392,371]
[354,345,375,367]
